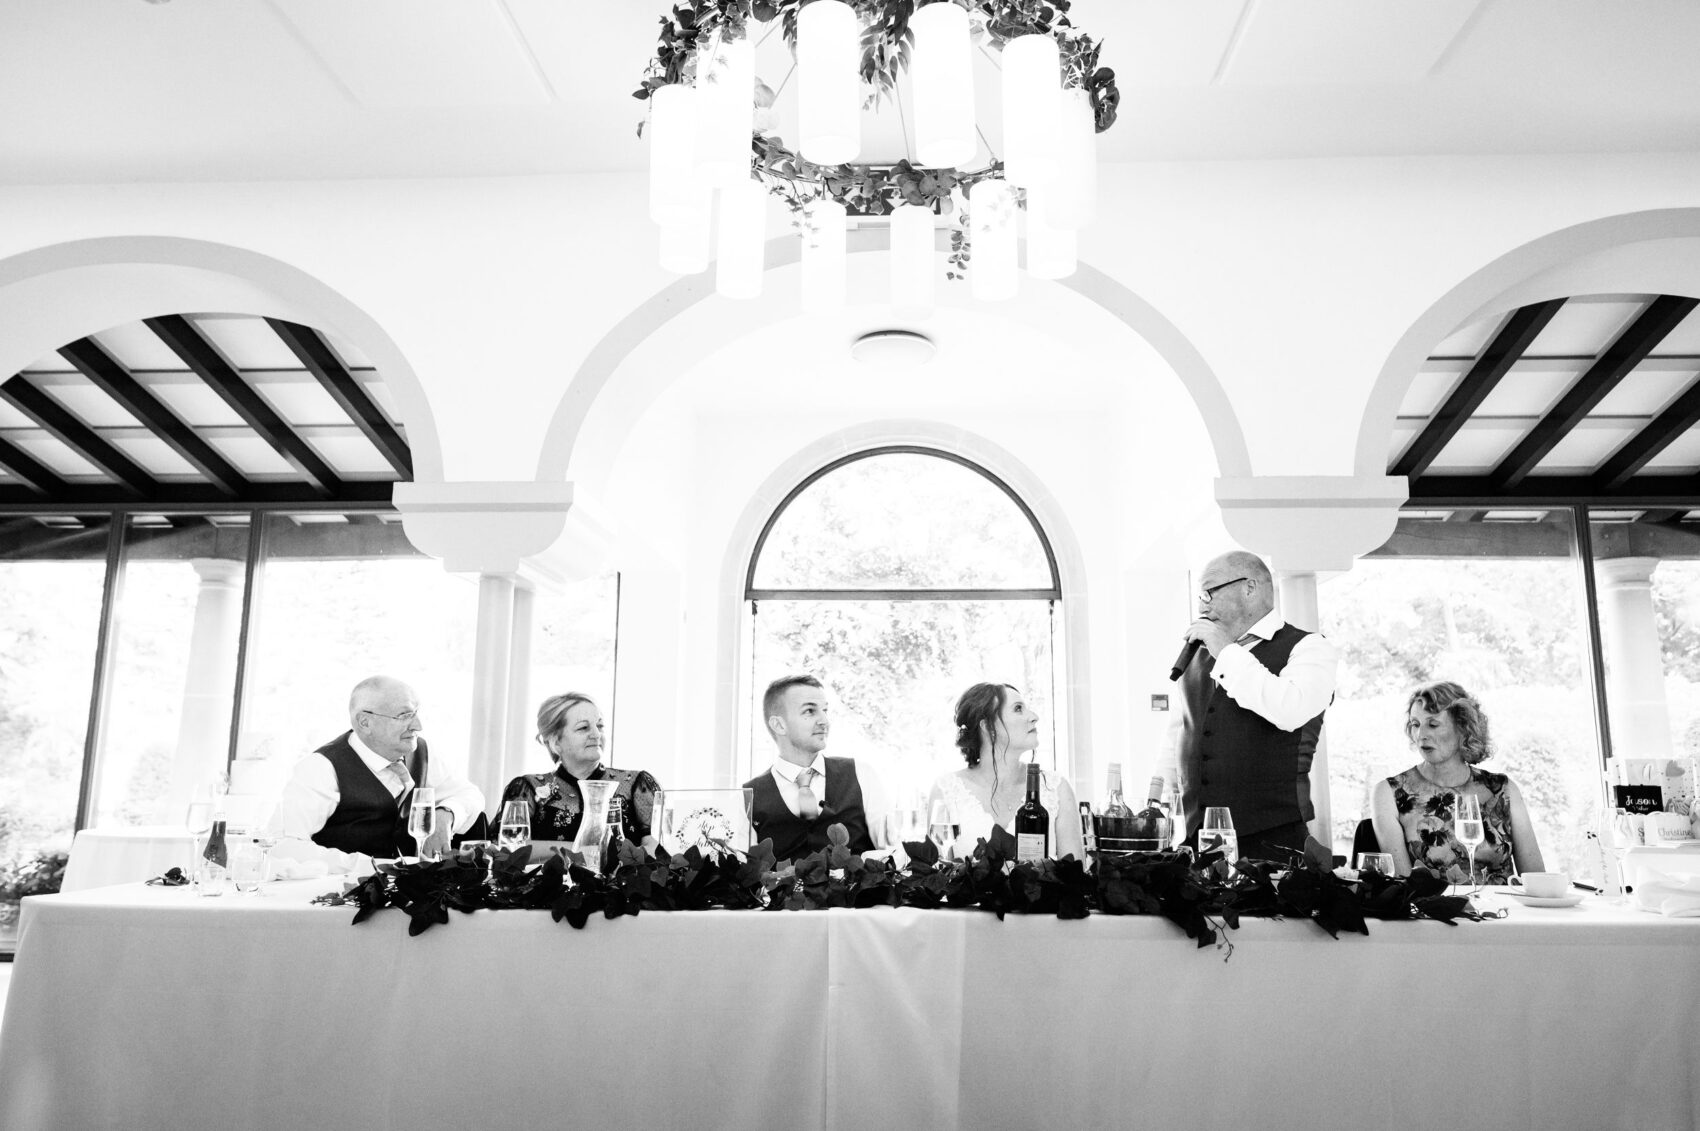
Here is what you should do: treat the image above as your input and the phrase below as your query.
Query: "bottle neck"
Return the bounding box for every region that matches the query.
[1025,763,1042,802]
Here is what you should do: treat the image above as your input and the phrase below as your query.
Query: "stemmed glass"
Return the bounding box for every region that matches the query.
[499,799,532,853]
[1453,791,1485,891]
[408,786,439,863]
[184,788,214,885]
[927,799,959,860]
[1200,807,1238,866]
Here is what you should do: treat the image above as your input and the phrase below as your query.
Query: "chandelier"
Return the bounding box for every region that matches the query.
[637,1,1120,317]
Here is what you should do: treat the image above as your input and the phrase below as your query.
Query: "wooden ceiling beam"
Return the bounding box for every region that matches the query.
[0,435,67,495]
[0,376,156,495]
[1391,299,1567,480]
[58,337,248,497]
[265,319,412,479]
[145,315,341,496]
[1489,295,1700,489]
[1592,372,1700,490]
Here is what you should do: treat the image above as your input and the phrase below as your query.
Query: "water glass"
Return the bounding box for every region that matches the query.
[1356,852,1394,876]
[499,799,532,851]
[1199,806,1238,865]
[408,786,439,861]
[231,841,265,894]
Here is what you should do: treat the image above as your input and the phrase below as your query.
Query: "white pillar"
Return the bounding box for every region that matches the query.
[1594,556,1673,760]
[469,573,515,810]
[1276,569,1333,851]
[160,557,245,820]
[504,581,536,787]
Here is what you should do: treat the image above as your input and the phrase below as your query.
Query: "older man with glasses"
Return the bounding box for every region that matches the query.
[1164,551,1340,862]
[271,674,484,873]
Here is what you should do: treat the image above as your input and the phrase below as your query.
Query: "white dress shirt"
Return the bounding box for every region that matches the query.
[1162,609,1340,788]
[269,732,484,873]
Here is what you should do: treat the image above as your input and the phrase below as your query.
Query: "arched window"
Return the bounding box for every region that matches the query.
[743,447,1063,801]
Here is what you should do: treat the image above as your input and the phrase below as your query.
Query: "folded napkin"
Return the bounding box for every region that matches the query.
[269,858,329,882]
[1631,876,1700,917]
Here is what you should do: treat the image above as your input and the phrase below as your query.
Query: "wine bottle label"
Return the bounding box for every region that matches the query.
[1016,832,1046,863]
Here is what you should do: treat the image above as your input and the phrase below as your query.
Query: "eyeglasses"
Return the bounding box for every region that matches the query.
[1198,577,1248,604]
[361,708,420,725]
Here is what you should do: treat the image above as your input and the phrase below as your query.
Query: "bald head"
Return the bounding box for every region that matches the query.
[1198,551,1274,638]
[348,675,422,761]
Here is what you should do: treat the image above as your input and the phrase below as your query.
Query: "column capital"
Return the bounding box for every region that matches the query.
[394,481,611,577]
[1215,475,1408,572]
[1594,555,1659,589]
[189,556,245,586]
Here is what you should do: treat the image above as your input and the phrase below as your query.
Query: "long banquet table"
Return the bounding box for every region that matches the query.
[3,879,1699,1131]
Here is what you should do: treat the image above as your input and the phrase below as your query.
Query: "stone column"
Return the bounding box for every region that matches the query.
[1275,569,1333,850]
[468,573,516,812]
[162,557,245,820]
[504,581,536,787]
[1594,556,1673,760]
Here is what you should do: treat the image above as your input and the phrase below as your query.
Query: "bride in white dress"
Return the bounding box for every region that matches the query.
[925,683,1083,861]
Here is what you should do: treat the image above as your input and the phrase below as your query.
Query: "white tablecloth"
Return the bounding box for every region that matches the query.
[3,883,1699,1131]
[60,826,194,892]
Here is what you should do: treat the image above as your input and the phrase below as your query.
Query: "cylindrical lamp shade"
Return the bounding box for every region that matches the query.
[695,34,755,187]
[910,3,975,168]
[715,181,767,299]
[969,179,1017,301]
[1022,183,1076,279]
[801,198,847,312]
[797,0,860,165]
[658,192,711,274]
[890,204,935,319]
[1000,35,1059,189]
[1042,88,1098,229]
[648,84,701,224]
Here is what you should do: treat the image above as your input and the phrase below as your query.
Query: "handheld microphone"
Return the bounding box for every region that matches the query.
[1169,638,1202,682]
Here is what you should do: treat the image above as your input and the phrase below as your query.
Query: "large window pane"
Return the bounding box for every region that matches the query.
[752,452,1054,591]
[91,516,250,827]
[236,513,476,791]
[523,573,619,775]
[0,515,108,865]
[1321,508,1602,875]
[1589,514,1700,773]
[750,599,1058,801]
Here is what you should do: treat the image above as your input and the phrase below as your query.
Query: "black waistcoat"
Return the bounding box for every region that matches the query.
[312,732,430,857]
[1176,624,1327,841]
[742,756,874,860]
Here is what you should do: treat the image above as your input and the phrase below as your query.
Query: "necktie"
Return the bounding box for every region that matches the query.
[386,758,414,796]
[796,767,822,820]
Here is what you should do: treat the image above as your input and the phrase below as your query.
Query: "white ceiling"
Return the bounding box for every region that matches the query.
[3,0,1698,185]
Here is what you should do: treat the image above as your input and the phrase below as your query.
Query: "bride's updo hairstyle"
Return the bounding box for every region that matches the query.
[954,682,1017,767]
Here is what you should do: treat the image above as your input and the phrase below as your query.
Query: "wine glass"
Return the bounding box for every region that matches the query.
[253,827,279,882]
[1453,791,1485,891]
[927,799,959,860]
[499,799,532,852]
[408,786,439,863]
[1200,807,1238,866]
[184,789,214,884]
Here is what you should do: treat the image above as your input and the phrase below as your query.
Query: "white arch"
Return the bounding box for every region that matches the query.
[1357,208,1700,478]
[710,419,1096,786]
[0,235,443,482]
[539,231,1252,494]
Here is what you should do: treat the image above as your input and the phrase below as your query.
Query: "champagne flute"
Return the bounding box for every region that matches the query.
[1453,791,1484,891]
[928,799,959,860]
[184,789,214,885]
[499,798,532,852]
[408,786,439,863]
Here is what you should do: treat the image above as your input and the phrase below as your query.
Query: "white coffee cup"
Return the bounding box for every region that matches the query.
[1508,871,1570,899]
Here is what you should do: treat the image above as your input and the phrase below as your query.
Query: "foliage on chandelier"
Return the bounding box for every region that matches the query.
[634,0,1122,225]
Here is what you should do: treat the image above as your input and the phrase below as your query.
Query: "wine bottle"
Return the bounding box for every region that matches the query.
[1014,762,1049,864]
[1102,763,1134,820]
[1129,776,1172,852]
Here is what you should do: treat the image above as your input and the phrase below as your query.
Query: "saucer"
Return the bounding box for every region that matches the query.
[1498,889,1584,908]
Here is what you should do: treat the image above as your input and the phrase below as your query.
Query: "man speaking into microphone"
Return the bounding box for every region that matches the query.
[1165,550,1340,861]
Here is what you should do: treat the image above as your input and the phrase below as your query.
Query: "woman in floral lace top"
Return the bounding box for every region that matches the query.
[1370,681,1544,884]
[495,693,660,843]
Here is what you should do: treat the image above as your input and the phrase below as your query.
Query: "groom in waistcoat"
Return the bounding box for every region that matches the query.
[1169,551,1340,862]
[743,674,875,860]
[270,675,484,872]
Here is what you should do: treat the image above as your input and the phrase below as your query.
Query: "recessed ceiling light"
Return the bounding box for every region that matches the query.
[850,330,935,365]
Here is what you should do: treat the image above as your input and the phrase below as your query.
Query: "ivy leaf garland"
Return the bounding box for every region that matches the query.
[314,827,1495,960]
